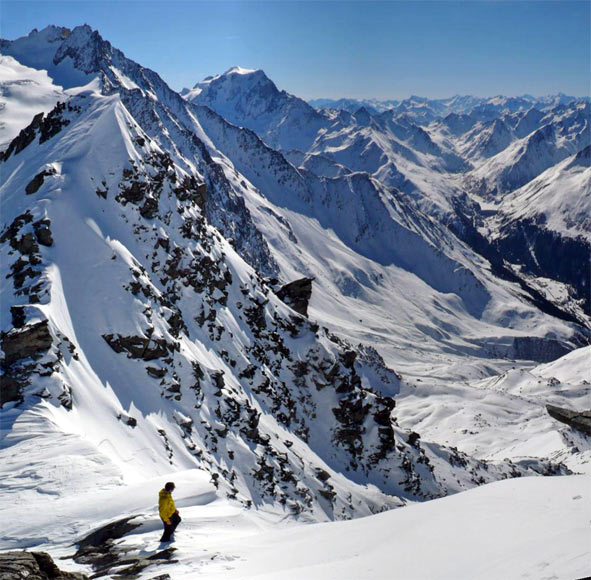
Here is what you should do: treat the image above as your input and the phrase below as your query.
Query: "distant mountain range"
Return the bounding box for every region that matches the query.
[309,93,589,123]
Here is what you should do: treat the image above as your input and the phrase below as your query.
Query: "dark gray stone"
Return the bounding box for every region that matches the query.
[73,516,177,578]
[34,220,54,247]
[546,404,591,436]
[1,321,52,366]
[102,334,172,361]
[0,373,26,407]
[0,550,88,579]
[513,337,571,363]
[25,169,57,195]
[276,277,313,316]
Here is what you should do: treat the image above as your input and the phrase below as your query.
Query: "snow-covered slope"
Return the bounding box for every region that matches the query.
[396,346,591,473]
[0,55,64,151]
[210,475,590,580]
[492,145,591,240]
[2,429,587,580]
[480,146,591,316]
[190,98,585,373]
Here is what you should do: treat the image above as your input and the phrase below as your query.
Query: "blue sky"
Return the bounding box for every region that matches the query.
[1,1,589,99]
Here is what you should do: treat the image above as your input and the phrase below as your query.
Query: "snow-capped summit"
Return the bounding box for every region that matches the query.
[184,66,328,151]
[461,117,514,160]
[0,25,93,89]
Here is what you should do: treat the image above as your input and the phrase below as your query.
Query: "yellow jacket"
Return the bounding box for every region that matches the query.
[159,489,176,522]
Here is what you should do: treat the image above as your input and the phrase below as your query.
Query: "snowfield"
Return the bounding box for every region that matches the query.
[1,410,589,580]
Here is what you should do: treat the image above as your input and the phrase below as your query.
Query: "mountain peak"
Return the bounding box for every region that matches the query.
[224,65,259,76]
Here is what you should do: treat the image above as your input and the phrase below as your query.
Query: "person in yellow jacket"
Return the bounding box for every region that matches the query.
[159,481,181,542]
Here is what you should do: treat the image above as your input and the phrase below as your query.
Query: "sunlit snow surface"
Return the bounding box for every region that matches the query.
[0,55,64,150]
[1,411,589,580]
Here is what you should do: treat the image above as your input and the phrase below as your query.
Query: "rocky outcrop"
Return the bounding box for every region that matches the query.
[495,220,591,317]
[449,195,587,326]
[546,404,591,436]
[25,168,57,195]
[102,333,176,361]
[512,337,571,363]
[73,516,176,578]
[276,277,314,316]
[1,321,53,366]
[173,175,207,209]
[0,551,88,580]
[0,320,54,407]
[2,101,75,161]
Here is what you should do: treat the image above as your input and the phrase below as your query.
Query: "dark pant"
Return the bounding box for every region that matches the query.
[160,512,181,542]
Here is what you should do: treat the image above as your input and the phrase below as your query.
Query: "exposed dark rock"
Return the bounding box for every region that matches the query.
[58,384,73,410]
[76,516,141,553]
[373,397,396,426]
[38,102,72,144]
[139,196,159,219]
[0,211,34,245]
[1,321,53,366]
[25,168,57,195]
[119,179,148,204]
[34,220,54,246]
[173,175,207,209]
[449,195,589,323]
[146,366,167,378]
[276,277,313,316]
[513,337,571,363]
[1,112,44,160]
[102,333,173,361]
[0,373,26,407]
[0,550,88,579]
[118,414,138,428]
[211,370,225,390]
[11,232,38,254]
[2,102,73,161]
[496,220,591,316]
[10,306,27,328]
[339,349,357,369]
[318,488,336,501]
[546,404,591,436]
[72,516,177,578]
[315,468,331,482]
